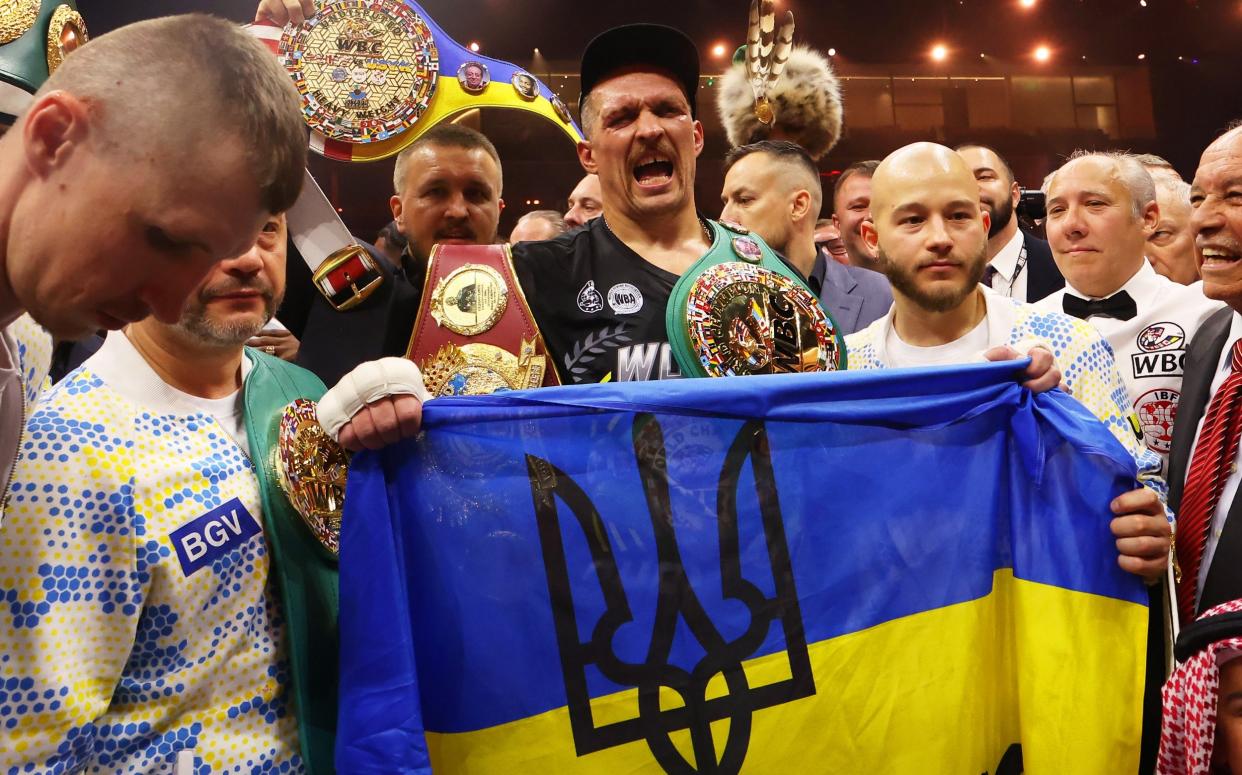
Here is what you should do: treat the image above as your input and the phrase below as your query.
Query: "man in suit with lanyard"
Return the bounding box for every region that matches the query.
[1168,124,1242,625]
[958,144,1064,303]
[719,140,892,335]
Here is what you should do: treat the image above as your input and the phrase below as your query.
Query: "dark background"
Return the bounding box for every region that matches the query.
[77,0,1242,240]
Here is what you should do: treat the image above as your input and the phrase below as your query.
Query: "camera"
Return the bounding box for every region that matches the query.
[1017,189,1046,221]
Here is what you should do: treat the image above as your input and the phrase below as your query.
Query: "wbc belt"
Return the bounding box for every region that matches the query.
[666,220,847,378]
[405,244,560,395]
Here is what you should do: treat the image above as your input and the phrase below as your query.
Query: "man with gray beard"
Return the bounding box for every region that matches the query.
[0,214,342,774]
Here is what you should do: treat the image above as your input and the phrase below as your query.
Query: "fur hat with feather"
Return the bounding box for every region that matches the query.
[717,43,844,161]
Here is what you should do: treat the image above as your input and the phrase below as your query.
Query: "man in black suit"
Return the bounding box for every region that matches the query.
[1168,124,1242,623]
[293,124,505,386]
[957,144,1064,303]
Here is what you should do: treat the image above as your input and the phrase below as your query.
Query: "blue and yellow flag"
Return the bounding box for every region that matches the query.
[337,362,1148,774]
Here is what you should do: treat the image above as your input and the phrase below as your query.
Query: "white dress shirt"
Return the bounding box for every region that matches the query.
[1188,312,1242,602]
[984,228,1028,301]
[1035,261,1224,472]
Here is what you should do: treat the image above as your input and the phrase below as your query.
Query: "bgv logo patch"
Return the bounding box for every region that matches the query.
[170,498,262,577]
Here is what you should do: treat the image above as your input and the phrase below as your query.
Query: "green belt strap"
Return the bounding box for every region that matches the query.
[666,219,846,378]
[242,349,338,775]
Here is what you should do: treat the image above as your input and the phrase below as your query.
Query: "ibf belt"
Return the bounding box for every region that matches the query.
[666,220,846,378]
[405,244,560,395]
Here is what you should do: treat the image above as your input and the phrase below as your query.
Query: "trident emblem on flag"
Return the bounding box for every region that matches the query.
[526,414,815,774]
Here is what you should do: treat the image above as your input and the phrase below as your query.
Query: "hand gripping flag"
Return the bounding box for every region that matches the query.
[337,361,1150,774]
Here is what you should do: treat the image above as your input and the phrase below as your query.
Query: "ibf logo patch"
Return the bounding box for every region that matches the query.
[1132,322,1187,379]
[1136,388,1180,453]
[170,498,262,577]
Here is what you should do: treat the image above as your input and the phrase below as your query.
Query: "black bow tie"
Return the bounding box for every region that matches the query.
[1062,291,1138,321]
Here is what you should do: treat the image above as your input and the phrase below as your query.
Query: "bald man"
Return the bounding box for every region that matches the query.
[1167,124,1242,621]
[846,142,1170,584]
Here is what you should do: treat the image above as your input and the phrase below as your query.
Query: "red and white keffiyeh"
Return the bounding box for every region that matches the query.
[1160,598,1242,774]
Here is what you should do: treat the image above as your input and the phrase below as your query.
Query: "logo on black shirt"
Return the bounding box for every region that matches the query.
[608,283,644,315]
[577,280,604,314]
[618,342,683,381]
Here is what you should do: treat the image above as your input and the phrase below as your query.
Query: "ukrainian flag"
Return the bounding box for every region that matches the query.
[337,361,1148,774]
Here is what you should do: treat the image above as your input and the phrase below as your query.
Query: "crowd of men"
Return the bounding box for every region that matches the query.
[0,1,1240,772]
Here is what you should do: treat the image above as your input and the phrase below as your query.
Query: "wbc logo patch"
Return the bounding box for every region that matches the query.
[1131,322,1187,379]
[170,498,263,577]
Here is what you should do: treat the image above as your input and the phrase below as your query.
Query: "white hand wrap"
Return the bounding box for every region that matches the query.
[317,357,432,443]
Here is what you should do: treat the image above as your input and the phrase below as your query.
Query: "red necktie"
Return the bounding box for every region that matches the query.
[1176,339,1242,623]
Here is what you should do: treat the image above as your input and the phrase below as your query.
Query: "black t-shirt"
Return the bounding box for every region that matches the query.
[514,218,685,385]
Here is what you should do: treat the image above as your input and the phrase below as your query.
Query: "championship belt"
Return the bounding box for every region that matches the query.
[246,1,581,311]
[248,0,581,162]
[666,220,846,378]
[271,398,350,555]
[405,244,560,396]
[0,0,88,120]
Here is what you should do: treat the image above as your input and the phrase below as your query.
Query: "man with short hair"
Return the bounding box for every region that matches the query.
[254,4,1062,399]
[1035,151,1221,467]
[390,123,505,263]
[294,123,506,385]
[564,173,603,229]
[831,160,881,271]
[510,209,568,243]
[1152,126,1242,774]
[1148,174,1200,285]
[1136,153,1180,179]
[461,62,485,91]
[0,13,305,510]
[721,140,891,334]
[956,143,1064,303]
[0,214,340,773]
[1166,124,1242,622]
[847,142,1169,583]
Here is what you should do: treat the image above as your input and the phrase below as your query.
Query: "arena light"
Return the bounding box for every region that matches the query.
[930,43,948,62]
[827,47,837,57]
[468,41,480,52]
[711,42,727,58]
[1033,45,1051,63]
[1019,0,1037,8]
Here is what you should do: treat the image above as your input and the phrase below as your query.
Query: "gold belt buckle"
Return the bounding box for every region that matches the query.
[313,245,385,312]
